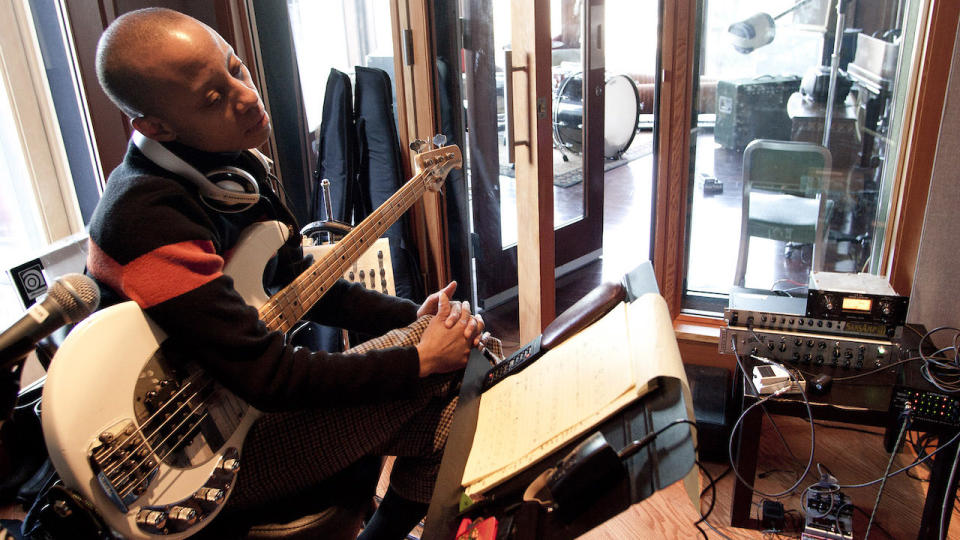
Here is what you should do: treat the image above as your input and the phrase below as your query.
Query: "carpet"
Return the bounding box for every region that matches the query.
[499,138,653,187]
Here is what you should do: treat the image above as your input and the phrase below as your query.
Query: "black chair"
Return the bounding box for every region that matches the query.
[196,456,381,540]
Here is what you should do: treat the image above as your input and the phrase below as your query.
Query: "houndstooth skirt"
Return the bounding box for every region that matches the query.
[225,315,462,511]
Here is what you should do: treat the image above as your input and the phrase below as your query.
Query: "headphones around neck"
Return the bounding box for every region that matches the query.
[132,131,271,213]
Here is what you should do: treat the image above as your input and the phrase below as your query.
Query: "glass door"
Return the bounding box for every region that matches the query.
[459,0,605,307]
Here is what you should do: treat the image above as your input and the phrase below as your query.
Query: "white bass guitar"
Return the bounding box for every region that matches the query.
[41,144,461,539]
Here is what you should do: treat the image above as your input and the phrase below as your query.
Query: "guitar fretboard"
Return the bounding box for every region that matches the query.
[255,145,459,333]
[258,179,424,333]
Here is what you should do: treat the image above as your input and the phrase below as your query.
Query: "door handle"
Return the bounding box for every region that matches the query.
[504,49,529,165]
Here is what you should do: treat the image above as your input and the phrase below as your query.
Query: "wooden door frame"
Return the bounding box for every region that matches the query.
[510,0,556,341]
[391,0,451,294]
[652,0,697,320]
[655,0,960,371]
[885,0,960,297]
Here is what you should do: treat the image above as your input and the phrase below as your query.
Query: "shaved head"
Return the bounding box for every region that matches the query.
[96,8,207,117]
[95,7,270,151]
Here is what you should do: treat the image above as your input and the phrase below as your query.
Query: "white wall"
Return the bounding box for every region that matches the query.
[907,21,960,336]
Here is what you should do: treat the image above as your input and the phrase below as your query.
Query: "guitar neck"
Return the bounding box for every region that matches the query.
[257,174,426,333]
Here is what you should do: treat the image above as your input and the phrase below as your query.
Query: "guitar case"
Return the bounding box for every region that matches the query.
[314,68,364,225]
[354,66,424,302]
[295,69,364,356]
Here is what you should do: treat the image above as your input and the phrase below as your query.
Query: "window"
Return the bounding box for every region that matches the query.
[286,0,396,133]
[681,0,926,312]
[0,0,84,326]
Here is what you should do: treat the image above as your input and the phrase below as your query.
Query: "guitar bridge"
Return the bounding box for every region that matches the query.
[89,419,157,511]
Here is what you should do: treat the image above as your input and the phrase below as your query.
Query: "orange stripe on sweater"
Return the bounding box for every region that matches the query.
[88,239,223,308]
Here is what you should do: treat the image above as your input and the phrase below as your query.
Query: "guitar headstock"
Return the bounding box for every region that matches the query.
[413,140,463,192]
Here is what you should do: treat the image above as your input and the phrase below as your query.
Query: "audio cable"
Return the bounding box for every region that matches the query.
[866,404,911,539]
[916,326,960,393]
[746,328,809,469]
[940,433,960,540]
[839,428,960,489]
[728,333,816,499]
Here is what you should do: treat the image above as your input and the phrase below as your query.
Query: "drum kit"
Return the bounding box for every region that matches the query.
[552,72,641,161]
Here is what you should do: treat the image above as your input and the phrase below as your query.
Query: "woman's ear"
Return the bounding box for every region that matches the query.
[131,116,177,142]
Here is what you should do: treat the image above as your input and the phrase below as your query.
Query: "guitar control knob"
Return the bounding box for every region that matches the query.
[168,506,198,526]
[136,508,167,530]
[219,458,240,473]
[194,487,226,505]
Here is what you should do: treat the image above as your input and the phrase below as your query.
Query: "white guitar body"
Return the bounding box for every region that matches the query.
[40,144,461,539]
[42,222,289,539]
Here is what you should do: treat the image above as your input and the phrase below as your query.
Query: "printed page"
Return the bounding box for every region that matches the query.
[462,303,637,492]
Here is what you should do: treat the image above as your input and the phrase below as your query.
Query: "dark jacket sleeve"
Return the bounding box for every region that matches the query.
[149,276,422,412]
[305,278,420,335]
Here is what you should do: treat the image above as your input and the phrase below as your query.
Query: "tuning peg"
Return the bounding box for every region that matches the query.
[409,139,427,154]
[432,134,447,148]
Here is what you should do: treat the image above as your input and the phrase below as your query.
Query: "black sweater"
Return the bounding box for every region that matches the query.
[86,142,421,412]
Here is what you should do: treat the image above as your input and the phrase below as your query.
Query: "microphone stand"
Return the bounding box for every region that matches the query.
[0,355,26,423]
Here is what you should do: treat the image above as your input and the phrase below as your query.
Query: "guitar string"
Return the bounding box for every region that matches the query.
[97,372,208,473]
[103,377,214,482]
[269,153,457,328]
[259,148,459,329]
[109,153,456,500]
[115,407,211,500]
[258,168,433,330]
[117,409,212,500]
[258,192,414,331]
[100,169,420,488]
[110,379,217,492]
[260,171,426,328]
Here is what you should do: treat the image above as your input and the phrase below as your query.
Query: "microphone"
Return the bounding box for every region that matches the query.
[0,273,100,369]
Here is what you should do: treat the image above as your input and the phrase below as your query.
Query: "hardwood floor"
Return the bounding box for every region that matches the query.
[581,416,960,539]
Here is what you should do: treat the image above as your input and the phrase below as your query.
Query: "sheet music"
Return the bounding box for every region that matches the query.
[461,294,683,495]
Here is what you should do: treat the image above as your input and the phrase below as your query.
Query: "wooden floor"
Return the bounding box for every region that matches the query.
[580,415,960,539]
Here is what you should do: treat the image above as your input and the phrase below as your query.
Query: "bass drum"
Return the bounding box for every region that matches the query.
[552,73,640,159]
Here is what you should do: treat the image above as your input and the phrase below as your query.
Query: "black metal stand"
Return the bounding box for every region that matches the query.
[0,357,25,423]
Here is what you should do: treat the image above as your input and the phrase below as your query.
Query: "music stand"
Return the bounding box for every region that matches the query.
[423,263,696,538]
